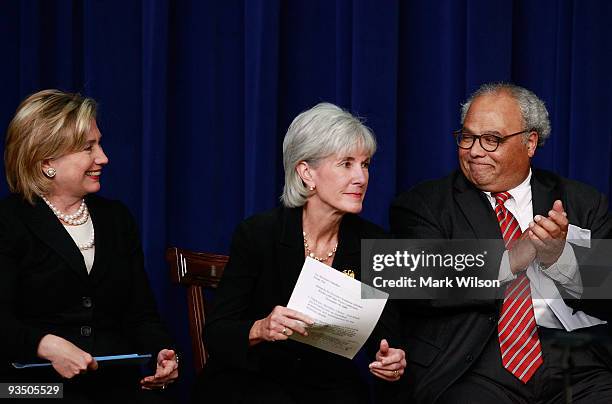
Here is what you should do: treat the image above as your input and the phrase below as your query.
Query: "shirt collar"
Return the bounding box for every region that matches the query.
[483,168,532,208]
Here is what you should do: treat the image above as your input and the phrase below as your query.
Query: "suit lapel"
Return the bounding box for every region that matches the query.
[86,196,110,282]
[278,207,307,303]
[531,169,561,217]
[19,197,88,280]
[332,214,362,278]
[453,173,503,239]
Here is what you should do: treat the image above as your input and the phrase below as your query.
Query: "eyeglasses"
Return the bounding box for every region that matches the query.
[453,129,531,152]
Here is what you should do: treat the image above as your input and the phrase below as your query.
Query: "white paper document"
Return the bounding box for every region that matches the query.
[287,257,388,359]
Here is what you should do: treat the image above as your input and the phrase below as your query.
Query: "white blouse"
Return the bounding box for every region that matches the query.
[63,217,95,274]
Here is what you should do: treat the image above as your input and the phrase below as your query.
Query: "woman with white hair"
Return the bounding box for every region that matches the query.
[198,103,405,403]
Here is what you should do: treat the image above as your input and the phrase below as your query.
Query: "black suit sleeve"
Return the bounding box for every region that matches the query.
[115,202,173,356]
[588,193,612,240]
[367,300,404,400]
[205,221,260,370]
[0,212,47,362]
[565,193,612,320]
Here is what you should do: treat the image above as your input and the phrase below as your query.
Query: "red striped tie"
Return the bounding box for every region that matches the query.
[494,192,543,383]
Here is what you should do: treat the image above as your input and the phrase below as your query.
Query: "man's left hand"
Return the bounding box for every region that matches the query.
[140,349,179,390]
[369,339,406,382]
[528,200,568,267]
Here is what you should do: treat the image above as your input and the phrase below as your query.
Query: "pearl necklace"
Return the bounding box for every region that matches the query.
[303,232,337,263]
[41,196,90,225]
[40,195,95,251]
[76,222,95,251]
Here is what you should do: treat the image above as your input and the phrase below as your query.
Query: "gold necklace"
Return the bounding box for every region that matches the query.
[303,232,337,263]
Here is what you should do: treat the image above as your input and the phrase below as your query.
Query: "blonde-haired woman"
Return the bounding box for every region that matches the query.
[0,90,177,403]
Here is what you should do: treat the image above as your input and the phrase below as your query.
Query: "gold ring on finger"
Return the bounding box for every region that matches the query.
[282,327,288,336]
[393,370,399,377]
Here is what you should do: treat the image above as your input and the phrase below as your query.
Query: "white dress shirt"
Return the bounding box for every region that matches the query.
[484,169,605,330]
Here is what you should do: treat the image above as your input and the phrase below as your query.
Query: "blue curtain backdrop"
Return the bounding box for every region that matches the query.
[1,0,611,400]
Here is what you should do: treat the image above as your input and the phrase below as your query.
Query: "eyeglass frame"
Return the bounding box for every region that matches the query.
[452,129,532,152]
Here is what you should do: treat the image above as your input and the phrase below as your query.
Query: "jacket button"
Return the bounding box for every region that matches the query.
[466,354,474,363]
[82,297,93,308]
[489,316,496,322]
[80,326,92,337]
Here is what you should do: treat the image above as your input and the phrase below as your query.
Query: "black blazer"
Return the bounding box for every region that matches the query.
[0,194,172,377]
[389,169,612,403]
[202,206,388,400]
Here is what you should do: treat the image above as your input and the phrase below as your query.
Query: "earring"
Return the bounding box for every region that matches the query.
[309,185,315,191]
[45,167,56,178]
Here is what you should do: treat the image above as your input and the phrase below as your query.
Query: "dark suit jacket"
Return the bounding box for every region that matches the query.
[389,169,612,403]
[0,194,172,380]
[202,206,389,401]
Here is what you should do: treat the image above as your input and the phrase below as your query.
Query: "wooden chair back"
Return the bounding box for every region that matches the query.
[165,247,228,374]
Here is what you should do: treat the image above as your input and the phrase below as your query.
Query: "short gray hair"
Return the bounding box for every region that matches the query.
[460,83,551,146]
[281,102,377,207]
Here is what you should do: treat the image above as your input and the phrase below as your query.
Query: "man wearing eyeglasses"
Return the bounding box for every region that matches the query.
[390,83,612,403]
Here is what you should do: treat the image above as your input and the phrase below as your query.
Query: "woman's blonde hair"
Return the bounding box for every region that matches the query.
[4,89,97,204]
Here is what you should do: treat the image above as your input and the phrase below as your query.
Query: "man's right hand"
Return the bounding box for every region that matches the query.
[36,334,98,378]
[508,231,537,274]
